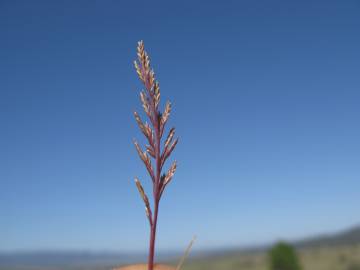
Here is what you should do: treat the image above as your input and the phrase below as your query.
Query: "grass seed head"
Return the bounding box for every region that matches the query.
[132,41,180,270]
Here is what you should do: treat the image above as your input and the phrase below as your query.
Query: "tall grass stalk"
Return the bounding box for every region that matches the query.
[132,41,178,270]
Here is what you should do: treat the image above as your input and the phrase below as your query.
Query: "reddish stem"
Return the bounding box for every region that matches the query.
[148,200,159,270]
[147,83,162,270]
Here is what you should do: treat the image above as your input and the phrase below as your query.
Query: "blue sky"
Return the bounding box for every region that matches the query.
[1,0,359,252]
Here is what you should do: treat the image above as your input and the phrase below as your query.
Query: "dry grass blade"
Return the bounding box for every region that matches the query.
[176,236,197,270]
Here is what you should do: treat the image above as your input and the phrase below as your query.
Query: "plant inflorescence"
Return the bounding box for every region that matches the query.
[132,41,178,270]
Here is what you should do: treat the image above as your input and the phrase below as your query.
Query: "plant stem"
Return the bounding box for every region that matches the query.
[148,201,159,270]
[148,96,161,270]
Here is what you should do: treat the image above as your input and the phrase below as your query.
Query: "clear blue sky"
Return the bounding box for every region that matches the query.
[1,0,359,252]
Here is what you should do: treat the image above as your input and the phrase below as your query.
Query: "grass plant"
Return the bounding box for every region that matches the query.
[132,41,178,270]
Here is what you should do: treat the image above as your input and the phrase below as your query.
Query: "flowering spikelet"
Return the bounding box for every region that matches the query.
[159,161,177,197]
[146,144,155,158]
[135,40,155,92]
[134,111,154,147]
[153,81,160,109]
[164,161,177,186]
[135,177,150,207]
[162,137,178,167]
[140,91,151,117]
[164,127,175,149]
[134,111,148,137]
[133,139,155,181]
[162,101,171,125]
[160,101,171,136]
[135,177,152,224]
[134,61,143,82]
[136,41,149,73]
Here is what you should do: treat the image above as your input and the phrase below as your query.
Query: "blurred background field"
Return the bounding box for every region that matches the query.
[182,245,360,270]
[1,226,360,270]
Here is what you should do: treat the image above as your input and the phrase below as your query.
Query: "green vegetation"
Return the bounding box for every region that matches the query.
[348,263,360,270]
[268,242,301,270]
[181,244,360,270]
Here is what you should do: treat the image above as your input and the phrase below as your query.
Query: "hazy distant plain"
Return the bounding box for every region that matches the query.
[2,245,360,270]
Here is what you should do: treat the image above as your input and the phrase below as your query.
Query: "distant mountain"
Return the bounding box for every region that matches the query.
[295,225,360,248]
[0,250,183,270]
[0,251,146,270]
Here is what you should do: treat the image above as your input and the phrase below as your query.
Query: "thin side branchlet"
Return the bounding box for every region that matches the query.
[132,40,178,270]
